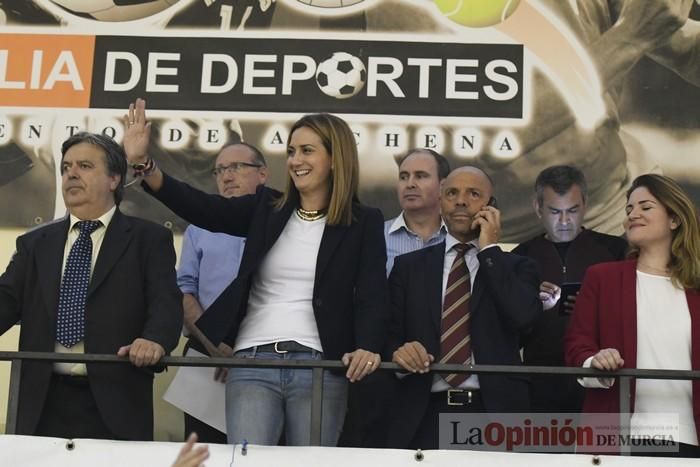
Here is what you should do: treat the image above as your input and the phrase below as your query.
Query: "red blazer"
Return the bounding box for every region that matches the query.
[565,260,700,431]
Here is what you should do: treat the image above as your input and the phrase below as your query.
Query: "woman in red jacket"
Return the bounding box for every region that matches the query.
[565,174,700,457]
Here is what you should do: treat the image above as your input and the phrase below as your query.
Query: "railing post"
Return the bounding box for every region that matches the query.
[5,358,22,434]
[618,376,632,456]
[309,367,324,446]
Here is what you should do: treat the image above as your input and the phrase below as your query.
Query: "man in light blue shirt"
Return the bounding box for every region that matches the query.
[177,142,267,443]
[384,148,450,274]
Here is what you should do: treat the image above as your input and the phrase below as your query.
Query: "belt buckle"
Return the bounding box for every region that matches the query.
[447,389,465,406]
[273,342,288,354]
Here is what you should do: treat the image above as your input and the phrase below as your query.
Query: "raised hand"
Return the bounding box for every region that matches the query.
[122,98,152,166]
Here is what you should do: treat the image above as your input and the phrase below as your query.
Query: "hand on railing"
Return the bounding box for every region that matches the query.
[213,342,234,383]
[342,348,381,382]
[392,341,434,374]
[116,338,165,367]
[591,348,625,371]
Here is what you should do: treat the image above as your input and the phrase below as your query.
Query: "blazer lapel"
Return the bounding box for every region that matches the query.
[35,218,70,321]
[621,261,637,369]
[88,210,131,296]
[428,242,446,338]
[470,252,485,320]
[264,200,293,254]
[316,222,350,282]
[686,289,700,420]
[687,289,700,369]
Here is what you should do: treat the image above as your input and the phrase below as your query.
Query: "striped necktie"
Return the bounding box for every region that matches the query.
[440,242,473,387]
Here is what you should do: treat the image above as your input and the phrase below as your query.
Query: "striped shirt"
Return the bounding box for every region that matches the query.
[384,212,447,275]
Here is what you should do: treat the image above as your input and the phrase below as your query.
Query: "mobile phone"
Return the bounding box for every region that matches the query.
[560,282,581,300]
[473,197,498,234]
[559,282,582,315]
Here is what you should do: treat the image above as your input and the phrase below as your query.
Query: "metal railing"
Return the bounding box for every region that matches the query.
[1,351,699,454]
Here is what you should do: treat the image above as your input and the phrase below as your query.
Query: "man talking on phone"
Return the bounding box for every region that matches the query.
[385,166,542,450]
[513,165,627,414]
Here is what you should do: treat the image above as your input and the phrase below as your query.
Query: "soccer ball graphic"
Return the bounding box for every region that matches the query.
[315,52,366,99]
[296,0,365,8]
[41,0,178,22]
[293,0,373,16]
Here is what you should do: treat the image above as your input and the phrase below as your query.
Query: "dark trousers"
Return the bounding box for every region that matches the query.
[338,372,394,448]
[35,374,115,440]
[409,389,486,450]
[184,413,227,444]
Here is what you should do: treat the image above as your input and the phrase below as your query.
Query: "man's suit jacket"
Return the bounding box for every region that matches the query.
[385,242,542,447]
[149,174,389,359]
[565,260,700,433]
[0,209,183,440]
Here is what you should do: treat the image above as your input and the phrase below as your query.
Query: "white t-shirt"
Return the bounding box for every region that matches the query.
[631,271,697,445]
[234,213,325,353]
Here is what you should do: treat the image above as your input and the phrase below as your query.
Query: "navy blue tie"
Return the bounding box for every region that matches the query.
[56,220,102,347]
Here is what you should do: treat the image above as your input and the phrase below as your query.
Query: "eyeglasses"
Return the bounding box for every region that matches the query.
[212,162,263,177]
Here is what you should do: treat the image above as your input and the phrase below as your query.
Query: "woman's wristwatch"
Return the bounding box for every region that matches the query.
[130,157,157,177]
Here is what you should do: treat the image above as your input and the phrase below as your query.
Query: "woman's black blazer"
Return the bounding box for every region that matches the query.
[148,173,389,359]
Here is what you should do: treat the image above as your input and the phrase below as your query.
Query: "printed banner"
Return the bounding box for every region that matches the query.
[0,0,698,240]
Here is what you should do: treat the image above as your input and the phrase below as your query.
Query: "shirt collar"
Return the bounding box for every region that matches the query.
[388,211,447,236]
[445,232,479,254]
[68,205,116,232]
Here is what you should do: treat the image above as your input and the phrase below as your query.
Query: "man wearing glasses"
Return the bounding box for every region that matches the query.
[176,142,267,443]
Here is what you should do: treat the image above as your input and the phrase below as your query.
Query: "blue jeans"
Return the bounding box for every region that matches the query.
[225,347,348,446]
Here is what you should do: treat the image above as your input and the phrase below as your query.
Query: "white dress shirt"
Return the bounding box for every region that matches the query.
[54,205,116,375]
[431,234,496,392]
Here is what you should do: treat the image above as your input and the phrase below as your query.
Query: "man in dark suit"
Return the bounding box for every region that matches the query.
[386,166,542,450]
[0,132,182,440]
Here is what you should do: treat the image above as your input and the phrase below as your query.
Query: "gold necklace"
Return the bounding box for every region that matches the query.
[638,262,671,275]
[296,207,327,221]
